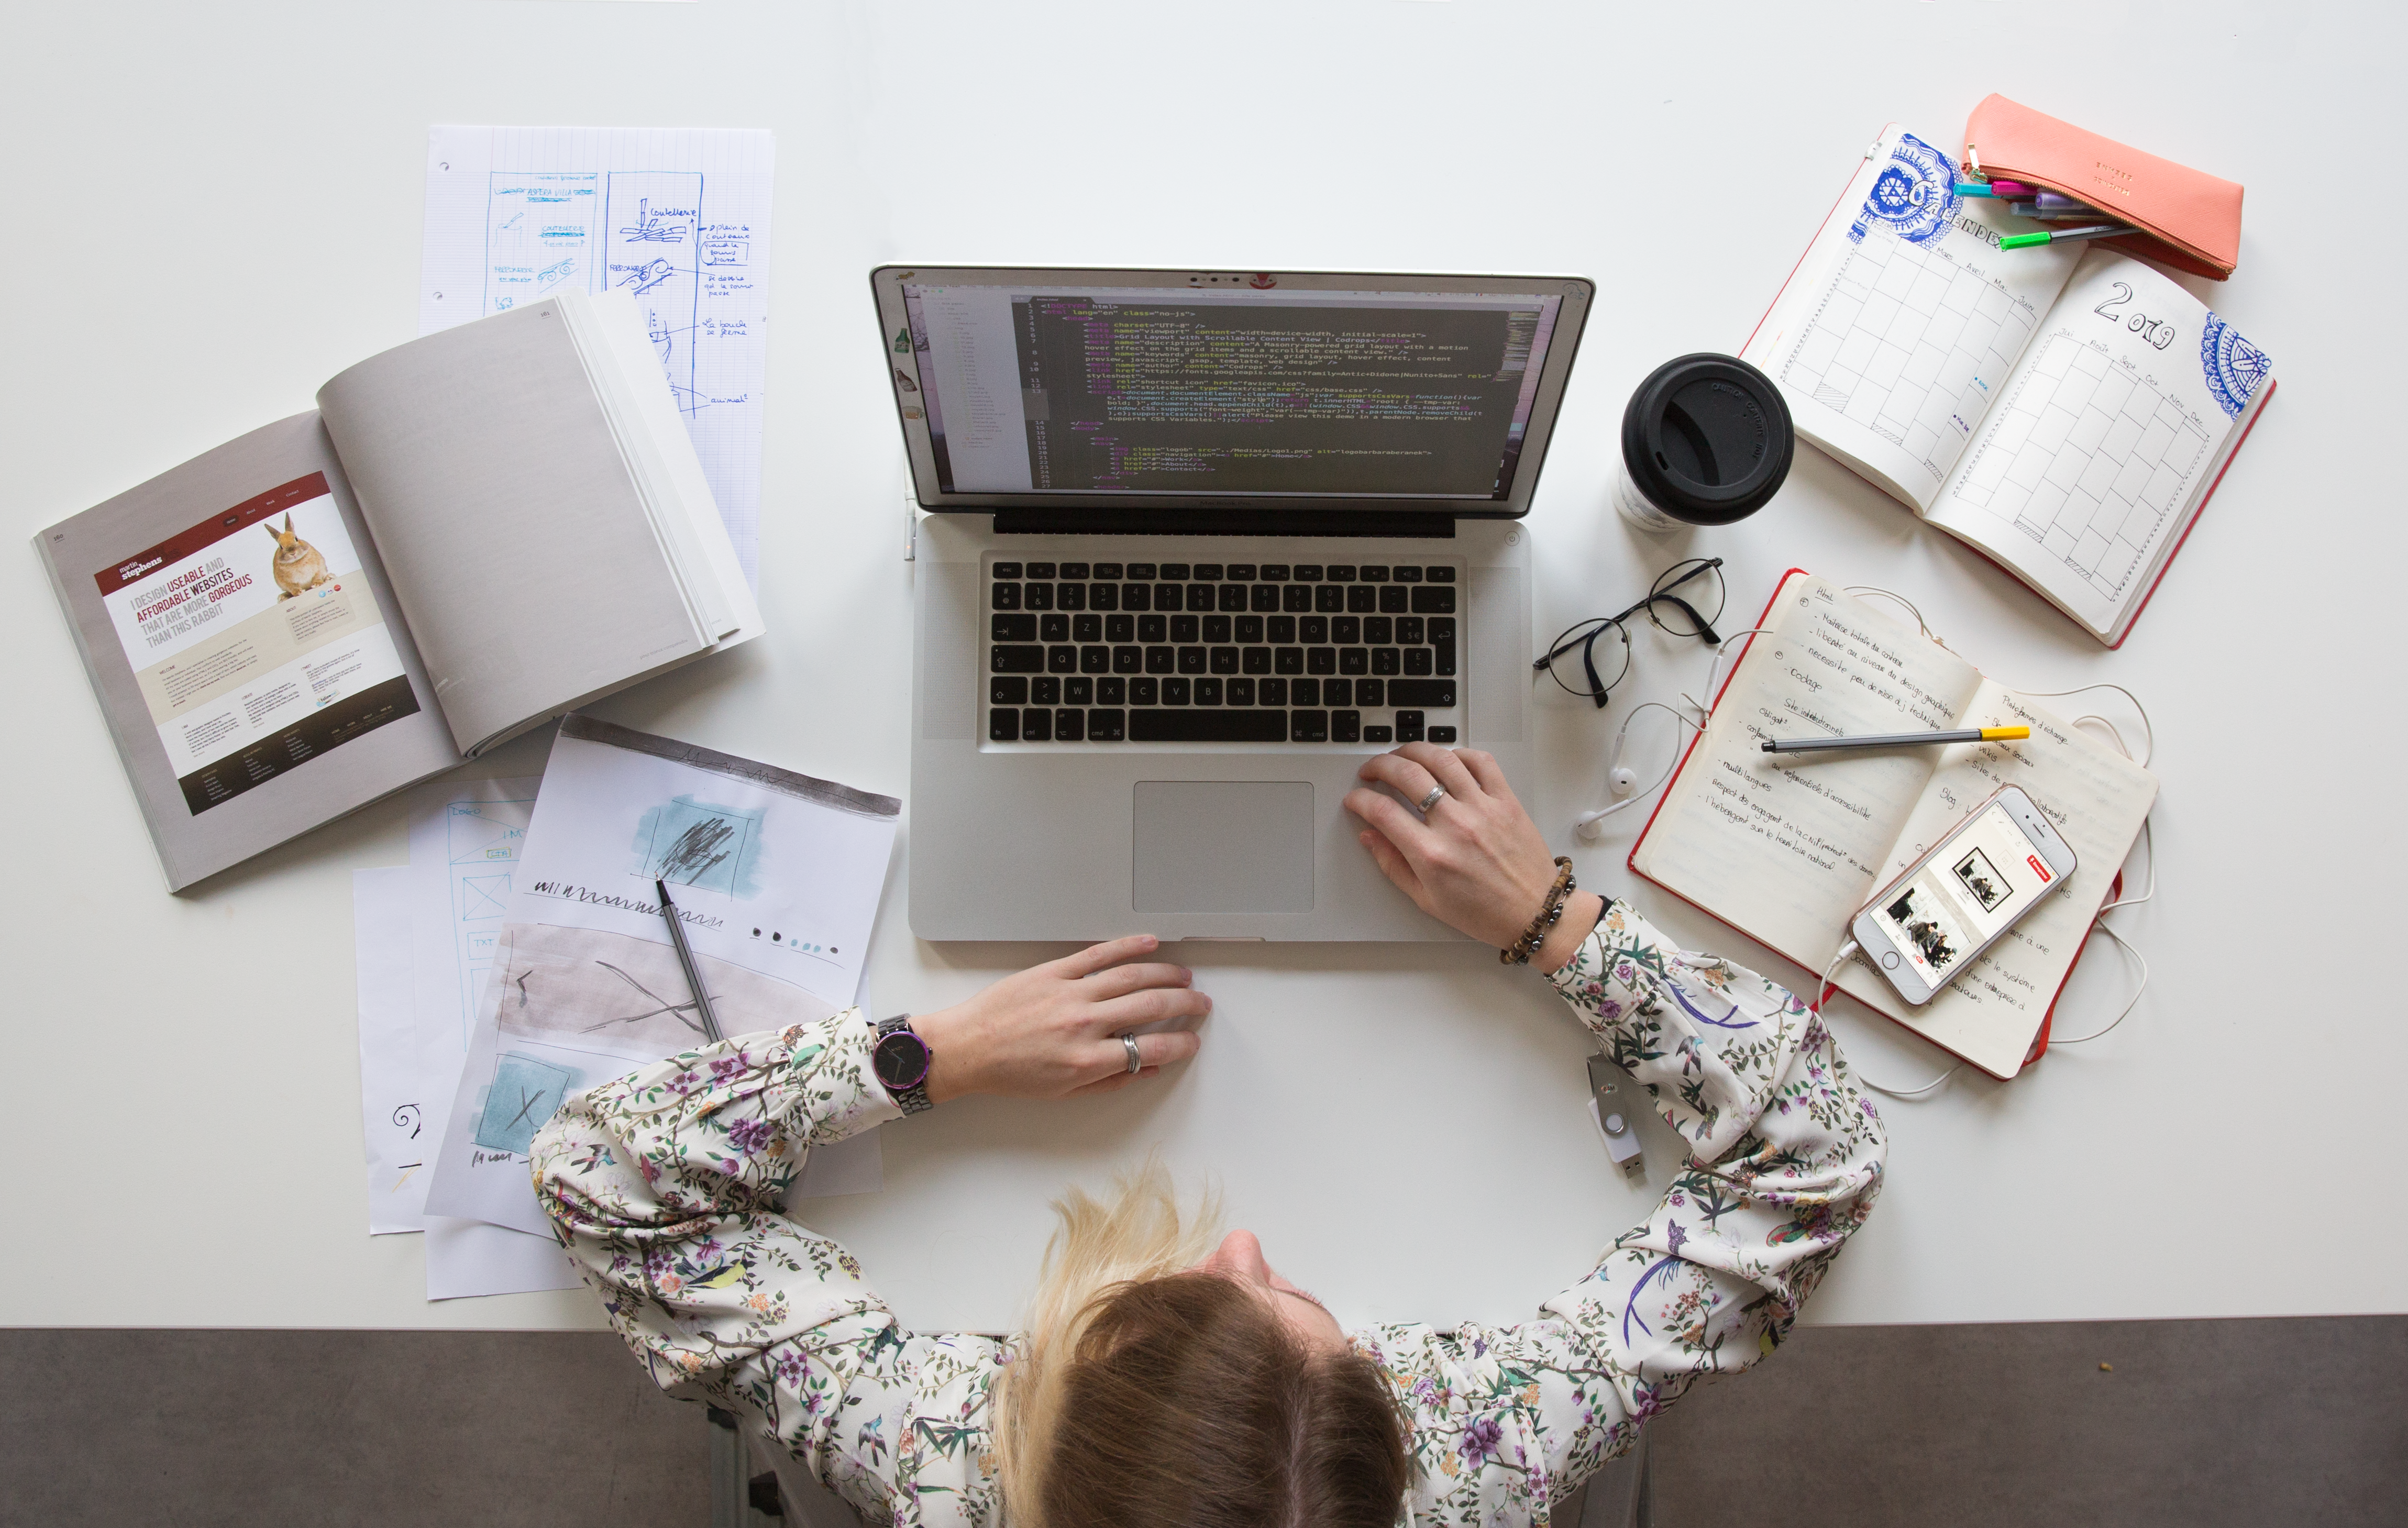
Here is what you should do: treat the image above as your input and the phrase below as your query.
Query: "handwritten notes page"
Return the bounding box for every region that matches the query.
[1833,679,2158,1076]
[1742,125,2081,512]
[419,128,774,585]
[1631,574,2158,1077]
[1636,575,1982,966]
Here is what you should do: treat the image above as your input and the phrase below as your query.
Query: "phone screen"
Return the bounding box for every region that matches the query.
[1868,801,2060,987]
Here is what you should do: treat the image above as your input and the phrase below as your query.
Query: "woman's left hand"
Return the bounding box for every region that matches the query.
[913,935,1210,1102]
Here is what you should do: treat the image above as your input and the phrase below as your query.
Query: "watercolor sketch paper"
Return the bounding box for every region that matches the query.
[424,715,898,1237]
[419,127,775,585]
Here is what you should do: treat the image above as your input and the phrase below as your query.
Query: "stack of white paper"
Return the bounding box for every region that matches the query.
[355,725,893,1301]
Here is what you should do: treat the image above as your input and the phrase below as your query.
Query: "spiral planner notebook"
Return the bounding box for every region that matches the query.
[1740,124,2274,648]
[1627,571,2157,1079]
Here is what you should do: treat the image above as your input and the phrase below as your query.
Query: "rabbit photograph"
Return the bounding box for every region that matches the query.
[265,512,330,600]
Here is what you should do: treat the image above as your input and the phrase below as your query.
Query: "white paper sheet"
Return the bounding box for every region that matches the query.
[425,718,898,1238]
[355,767,882,1297]
[353,867,426,1234]
[418,127,775,584]
[425,1216,582,1301]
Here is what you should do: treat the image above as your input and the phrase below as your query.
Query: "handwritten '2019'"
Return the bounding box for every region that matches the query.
[2092,282,2177,351]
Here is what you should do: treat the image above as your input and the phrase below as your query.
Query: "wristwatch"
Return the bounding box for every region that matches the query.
[871,1014,935,1115]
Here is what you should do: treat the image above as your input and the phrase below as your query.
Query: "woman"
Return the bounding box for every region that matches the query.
[534,744,1888,1526]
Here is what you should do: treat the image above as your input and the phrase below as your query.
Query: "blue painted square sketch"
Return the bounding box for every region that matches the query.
[473,1053,579,1157]
[633,795,765,897]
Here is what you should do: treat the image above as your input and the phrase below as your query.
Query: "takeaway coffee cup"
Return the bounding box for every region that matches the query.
[1614,353,1795,533]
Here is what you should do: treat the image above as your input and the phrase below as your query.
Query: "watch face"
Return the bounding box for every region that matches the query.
[874,1029,931,1090]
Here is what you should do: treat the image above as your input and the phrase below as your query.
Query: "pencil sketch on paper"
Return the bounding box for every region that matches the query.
[480,171,708,419]
[488,923,835,1055]
[632,795,765,896]
[426,126,772,584]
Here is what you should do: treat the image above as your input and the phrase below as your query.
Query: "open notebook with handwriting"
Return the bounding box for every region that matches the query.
[1741,125,2273,648]
[1628,571,2157,1079]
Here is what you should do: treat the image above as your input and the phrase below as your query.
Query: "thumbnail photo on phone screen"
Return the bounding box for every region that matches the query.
[1870,801,2056,985]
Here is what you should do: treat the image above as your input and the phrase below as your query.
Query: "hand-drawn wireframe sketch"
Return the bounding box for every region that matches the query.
[421,128,774,585]
[461,873,512,919]
[441,792,537,1044]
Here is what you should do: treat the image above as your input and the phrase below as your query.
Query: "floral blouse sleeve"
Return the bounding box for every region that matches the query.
[1364,899,1888,1526]
[532,898,1884,1528]
[529,1009,1008,1527]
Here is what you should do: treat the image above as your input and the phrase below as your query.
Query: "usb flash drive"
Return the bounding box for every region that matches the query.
[1585,1053,1646,1183]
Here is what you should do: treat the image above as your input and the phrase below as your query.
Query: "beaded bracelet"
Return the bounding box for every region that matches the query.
[1500,857,1578,966]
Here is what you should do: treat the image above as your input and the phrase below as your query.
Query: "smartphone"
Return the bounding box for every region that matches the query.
[1850,785,2078,1006]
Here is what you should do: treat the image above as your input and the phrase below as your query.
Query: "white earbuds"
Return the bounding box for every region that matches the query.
[1573,727,1646,838]
[1569,626,1779,840]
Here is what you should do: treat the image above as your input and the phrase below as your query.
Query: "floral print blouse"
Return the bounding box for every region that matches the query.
[532,899,1888,1526]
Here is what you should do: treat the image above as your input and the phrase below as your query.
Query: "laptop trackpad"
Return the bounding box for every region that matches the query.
[1132,781,1314,914]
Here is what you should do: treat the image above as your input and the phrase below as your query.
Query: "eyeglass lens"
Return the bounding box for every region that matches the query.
[1643,559,1727,638]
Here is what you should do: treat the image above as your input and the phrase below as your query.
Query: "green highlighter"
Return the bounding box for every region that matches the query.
[2000,223,2133,250]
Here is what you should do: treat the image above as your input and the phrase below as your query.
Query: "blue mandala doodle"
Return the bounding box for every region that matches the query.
[1849,132,1960,248]
[2199,312,2271,419]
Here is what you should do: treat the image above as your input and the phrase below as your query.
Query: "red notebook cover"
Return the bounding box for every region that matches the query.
[1626,569,2127,1076]
[1740,124,2272,651]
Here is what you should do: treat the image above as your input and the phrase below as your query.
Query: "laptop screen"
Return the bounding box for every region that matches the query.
[896,280,1572,503]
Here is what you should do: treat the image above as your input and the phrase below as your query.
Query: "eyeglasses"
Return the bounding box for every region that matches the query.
[1533,558,1728,710]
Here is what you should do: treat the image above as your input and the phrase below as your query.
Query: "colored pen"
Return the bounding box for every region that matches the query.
[1953,179,2040,199]
[2000,224,2132,250]
[2031,190,2094,216]
[655,878,724,1043]
[1761,726,2029,755]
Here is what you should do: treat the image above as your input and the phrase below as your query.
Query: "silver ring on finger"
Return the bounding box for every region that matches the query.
[1417,784,1448,814]
[1122,1033,1142,1074]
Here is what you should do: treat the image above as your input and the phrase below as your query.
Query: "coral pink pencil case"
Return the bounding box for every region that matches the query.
[1964,94,2245,280]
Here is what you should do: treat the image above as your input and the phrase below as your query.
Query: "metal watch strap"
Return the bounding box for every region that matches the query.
[874,1013,934,1115]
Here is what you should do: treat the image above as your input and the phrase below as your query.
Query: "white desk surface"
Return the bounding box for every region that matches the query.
[6,1,2397,1334]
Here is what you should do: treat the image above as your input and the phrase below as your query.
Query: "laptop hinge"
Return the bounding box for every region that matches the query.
[990,508,1456,538]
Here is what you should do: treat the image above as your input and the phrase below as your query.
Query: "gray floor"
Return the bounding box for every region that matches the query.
[3,1319,2401,1526]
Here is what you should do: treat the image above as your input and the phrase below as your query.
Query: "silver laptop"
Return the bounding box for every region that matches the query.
[874,266,1593,940]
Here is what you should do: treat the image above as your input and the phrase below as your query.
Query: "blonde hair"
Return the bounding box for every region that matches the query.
[995,1157,1222,1499]
[993,1159,1411,1528]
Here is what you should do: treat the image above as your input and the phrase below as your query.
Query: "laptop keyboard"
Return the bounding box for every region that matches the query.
[986,559,1462,746]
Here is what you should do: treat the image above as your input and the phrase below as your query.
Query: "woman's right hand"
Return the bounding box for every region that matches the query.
[1343,743,1603,972]
[913,935,1209,1102]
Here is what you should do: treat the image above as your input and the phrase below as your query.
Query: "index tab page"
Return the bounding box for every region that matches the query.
[1633,575,1983,968]
[419,127,774,585]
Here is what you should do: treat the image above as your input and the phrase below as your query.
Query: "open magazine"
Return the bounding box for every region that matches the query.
[36,291,761,891]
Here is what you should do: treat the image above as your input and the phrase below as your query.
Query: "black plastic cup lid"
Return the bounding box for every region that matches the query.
[1620,354,1794,526]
